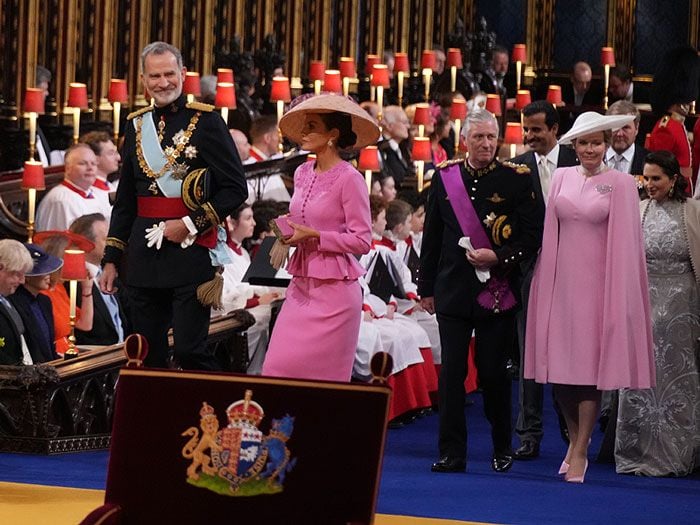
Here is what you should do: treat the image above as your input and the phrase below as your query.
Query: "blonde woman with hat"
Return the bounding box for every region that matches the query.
[524,111,655,483]
[261,93,380,381]
[7,244,63,363]
[34,230,96,356]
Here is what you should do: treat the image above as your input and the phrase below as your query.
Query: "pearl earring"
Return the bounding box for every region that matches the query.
[327,140,333,147]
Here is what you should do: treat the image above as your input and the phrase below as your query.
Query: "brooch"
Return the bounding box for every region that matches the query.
[596,184,613,194]
[483,212,497,227]
[487,193,505,203]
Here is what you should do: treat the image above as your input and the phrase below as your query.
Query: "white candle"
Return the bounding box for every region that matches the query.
[416,160,424,192]
[365,170,372,194]
[27,188,36,227]
[398,71,404,103]
[28,113,37,156]
[113,102,121,139]
[314,80,321,95]
[72,109,81,144]
[69,280,77,319]
[342,77,350,97]
[221,107,229,124]
[422,69,432,102]
[451,66,457,92]
[454,119,461,152]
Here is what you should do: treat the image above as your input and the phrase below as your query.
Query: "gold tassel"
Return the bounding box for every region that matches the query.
[269,239,290,270]
[196,269,224,309]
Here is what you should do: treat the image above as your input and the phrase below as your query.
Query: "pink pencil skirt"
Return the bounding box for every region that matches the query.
[262,276,362,381]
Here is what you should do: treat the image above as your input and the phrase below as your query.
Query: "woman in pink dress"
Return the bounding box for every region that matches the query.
[262,94,379,381]
[525,112,655,483]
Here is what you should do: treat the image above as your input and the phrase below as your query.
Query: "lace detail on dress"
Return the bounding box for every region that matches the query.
[294,160,348,204]
[643,199,691,275]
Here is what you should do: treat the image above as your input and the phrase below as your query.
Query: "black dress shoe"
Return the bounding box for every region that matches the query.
[514,441,540,460]
[491,454,514,472]
[431,456,466,473]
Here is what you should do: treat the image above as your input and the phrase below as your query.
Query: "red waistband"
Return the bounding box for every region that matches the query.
[137,197,189,218]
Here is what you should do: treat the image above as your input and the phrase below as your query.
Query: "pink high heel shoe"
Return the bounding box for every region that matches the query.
[558,460,570,475]
[565,460,588,483]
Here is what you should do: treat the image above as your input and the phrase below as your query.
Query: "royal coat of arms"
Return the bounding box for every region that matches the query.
[181,389,296,496]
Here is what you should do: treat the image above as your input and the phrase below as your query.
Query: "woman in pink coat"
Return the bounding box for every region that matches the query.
[525,112,655,483]
[262,94,379,381]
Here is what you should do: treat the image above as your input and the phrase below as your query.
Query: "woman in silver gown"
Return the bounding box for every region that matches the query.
[615,150,700,476]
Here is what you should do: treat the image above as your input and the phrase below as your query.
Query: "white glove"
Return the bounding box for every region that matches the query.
[180,233,196,249]
[145,222,166,250]
[458,236,490,282]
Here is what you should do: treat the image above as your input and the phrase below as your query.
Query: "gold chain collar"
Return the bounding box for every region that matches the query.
[135,111,201,180]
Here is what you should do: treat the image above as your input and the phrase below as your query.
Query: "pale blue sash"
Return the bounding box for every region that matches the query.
[135,114,183,197]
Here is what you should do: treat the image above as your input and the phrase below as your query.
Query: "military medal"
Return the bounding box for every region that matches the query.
[148,181,159,194]
[171,162,188,180]
[487,193,505,203]
[184,145,198,159]
[483,212,497,227]
[157,116,166,142]
[173,129,187,145]
[135,111,201,180]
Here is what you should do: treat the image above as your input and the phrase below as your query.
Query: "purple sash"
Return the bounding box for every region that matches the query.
[441,164,516,313]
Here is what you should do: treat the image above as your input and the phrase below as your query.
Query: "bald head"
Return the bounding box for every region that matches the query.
[572,61,592,95]
[230,129,251,161]
[64,143,98,191]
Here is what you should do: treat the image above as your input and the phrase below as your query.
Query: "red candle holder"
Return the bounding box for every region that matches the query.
[485,94,502,116]
[394,52,410,73]
[546,85,563,106]
[183,72,202,96]
[358,146,380,172]
[24,88,45,113]
[447,48,463,69]
[450,99,467,121]
[67,83,88,109]
[108,79,128,103]
[515,90,532,111]
[324,70,342,93]
[217,68,234,84]
[339,57,356,78]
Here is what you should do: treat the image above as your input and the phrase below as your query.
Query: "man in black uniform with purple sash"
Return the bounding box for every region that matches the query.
[419,109,543,473]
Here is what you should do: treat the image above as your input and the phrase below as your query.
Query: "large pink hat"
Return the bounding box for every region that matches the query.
[279,93,380,149]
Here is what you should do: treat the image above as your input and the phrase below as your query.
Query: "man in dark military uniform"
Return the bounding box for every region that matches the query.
[419,109,543,473]
[100,42,247,371]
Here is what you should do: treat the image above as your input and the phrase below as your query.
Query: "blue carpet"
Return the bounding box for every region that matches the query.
[1,385,699,524]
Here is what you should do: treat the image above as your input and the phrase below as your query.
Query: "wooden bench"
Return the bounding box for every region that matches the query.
[0,311,254,454]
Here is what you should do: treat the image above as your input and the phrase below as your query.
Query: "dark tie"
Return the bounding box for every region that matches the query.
[0,296,25,334]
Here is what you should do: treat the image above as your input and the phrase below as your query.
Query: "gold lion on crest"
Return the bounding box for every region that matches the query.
[181,402,222,480]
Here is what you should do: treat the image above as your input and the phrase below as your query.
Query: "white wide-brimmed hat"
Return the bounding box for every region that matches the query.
[279,93,380,149]
[558,111,635,145]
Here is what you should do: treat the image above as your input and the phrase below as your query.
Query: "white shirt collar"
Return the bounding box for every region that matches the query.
[606,144,635,163]
[534,144,560,167]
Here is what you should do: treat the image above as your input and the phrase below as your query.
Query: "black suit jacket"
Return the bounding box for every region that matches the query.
[418,160,543,317]
[561,83,604,108]
[74,281,128,346]
[509,146,579,213]
[630,145,649,175]
[8,286,58,363]
[510,147,578,280]
[0,299,24,365]
[378,139,411,186]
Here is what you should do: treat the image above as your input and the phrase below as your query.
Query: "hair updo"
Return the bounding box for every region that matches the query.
[318,112,357,149]
[644,150,687,201]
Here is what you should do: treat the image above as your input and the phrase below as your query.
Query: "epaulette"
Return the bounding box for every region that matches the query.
[659,115,671,127]
[186,101,215,112]
[437,155,467,169]
[502,161,531,174]
[126,106,154,120]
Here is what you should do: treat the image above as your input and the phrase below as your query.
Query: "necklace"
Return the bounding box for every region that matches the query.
[135,112,201,180]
